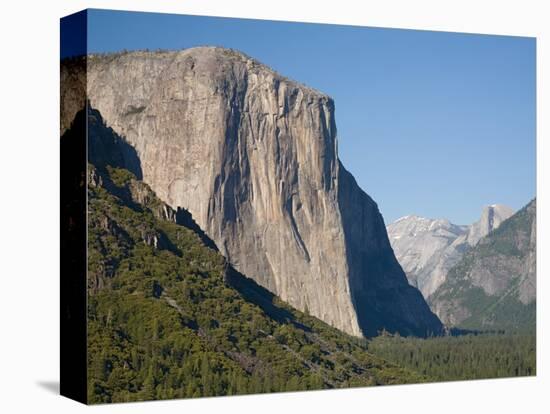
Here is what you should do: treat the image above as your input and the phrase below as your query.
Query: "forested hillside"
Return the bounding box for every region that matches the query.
[429,200,536,331]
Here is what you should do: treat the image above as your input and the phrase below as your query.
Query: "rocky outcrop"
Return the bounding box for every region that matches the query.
[462,204,515,247]
[63,47,442,337]
[429,200,536,330]
[387,205,514,298]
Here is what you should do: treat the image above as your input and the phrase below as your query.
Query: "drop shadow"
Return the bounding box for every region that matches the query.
[36,380,60,395]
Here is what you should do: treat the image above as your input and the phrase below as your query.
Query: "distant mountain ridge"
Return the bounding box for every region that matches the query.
[387,205,514,299]
[429,200,536,330]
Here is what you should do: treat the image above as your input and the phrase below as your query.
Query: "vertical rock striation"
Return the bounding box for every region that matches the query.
[62,47,442,337]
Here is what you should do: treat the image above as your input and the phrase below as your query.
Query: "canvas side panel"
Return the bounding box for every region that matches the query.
[60,9,88,405]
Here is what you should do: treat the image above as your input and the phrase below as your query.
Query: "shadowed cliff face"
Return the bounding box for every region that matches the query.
[338,164,442,336]
[62,47,442,337]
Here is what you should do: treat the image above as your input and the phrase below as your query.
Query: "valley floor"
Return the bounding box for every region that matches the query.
[367,331,536,381]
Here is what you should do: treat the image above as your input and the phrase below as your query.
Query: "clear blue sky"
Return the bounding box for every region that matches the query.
[81,9,536,225]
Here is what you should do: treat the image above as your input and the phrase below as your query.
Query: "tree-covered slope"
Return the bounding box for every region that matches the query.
[85,108,425,403]
[429,200,536,331]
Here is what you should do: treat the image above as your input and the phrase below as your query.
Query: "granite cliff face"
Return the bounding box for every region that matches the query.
[462,205,515,247]
[387,205,514,299]
[61,47,442,337]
